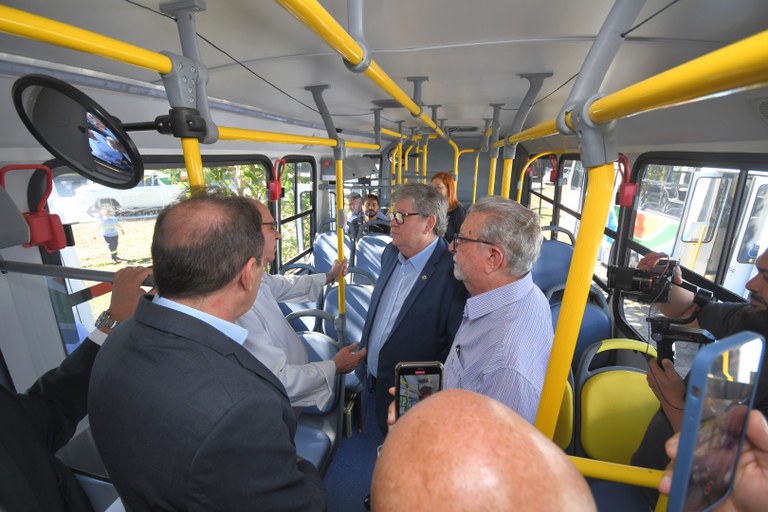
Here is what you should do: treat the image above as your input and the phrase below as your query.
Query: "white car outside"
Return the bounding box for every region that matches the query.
[75,171,185,214]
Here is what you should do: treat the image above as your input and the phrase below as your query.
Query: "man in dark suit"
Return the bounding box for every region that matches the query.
[88,195,326,511]
[361,183,468,435]
[0,265,151,512]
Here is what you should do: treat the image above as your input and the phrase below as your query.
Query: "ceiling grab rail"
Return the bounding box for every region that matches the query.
[275,0,449,140]
[500,73,552,199]
[486,104,504,196]
[305,85,348,341]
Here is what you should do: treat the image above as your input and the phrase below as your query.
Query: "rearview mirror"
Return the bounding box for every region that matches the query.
[13,74,143,189]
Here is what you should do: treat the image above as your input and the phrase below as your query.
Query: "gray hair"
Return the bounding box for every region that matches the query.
[468,196,542,277]
[391,182,448,237]
[347,192,362,201]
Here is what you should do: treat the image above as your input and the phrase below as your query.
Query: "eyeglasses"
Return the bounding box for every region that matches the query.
[452,233,496,248]
[262,221,279,233]
[388,210,423,225]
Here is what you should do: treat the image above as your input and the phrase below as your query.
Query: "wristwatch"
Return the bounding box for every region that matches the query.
[95,310,119,330]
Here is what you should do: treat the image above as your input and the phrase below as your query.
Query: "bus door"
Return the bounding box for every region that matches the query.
[723,173,768,298]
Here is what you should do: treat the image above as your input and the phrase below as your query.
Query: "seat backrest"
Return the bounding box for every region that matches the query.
[323,283,374,345]
[530,238,574,295]
[312,231,351,273]
[278,264,324,332]
[553,370,575,452]
[575,338,659,464]
[352,233,391,282]
[550,302,613,373]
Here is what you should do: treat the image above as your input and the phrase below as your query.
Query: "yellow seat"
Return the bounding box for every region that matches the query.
[553,370,574,452]
[576,338,659,464]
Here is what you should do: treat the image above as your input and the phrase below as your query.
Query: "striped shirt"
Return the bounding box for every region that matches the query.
[443,273,553,423]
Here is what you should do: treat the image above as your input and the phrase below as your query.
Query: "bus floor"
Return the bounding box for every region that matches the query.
[324,389,383,511]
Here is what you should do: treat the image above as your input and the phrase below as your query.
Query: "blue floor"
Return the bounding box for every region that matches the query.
[324,390,384,511]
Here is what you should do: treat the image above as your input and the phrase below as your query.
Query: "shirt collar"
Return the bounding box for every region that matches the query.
[153,295,248,345]
[398,236,439,273]
[464,272,535,320]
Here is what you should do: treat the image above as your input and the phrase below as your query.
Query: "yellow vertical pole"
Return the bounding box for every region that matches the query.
[535,162,615,438]
[449,139,460,177]
[422,140,429,180]
[414,143,420,177]
[472,152,481,204]
[487,157,498,196]
[334,158,346,315]
[397,142,403,185]
[181,138,205,196]
[500,158,515,199]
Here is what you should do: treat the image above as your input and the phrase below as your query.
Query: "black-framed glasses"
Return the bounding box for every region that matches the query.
[452,233,496,248]
[388,210,423,225]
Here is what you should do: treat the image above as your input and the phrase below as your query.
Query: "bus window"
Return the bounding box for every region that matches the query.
[557,158,586,239]
[278,158,315,266]
[528,158,556,228]
[46,158,270,354]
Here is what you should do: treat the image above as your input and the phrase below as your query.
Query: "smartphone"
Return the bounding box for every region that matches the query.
[394,361,444,418]
[667,331,765,512]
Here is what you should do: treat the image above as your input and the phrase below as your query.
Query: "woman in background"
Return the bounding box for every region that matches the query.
[431,172,467,242]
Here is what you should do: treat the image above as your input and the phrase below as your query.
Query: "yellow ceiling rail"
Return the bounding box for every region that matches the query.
[276,0,446,139]
[381,127,405,139]
[219,126,337,147]
[448,139,461,177]
[347,141,380,150]
[0,5,172,74]
[589,29,768,124]
[501,30,768,148]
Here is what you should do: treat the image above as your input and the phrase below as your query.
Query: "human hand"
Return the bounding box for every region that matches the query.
[333,342,366,374]
[638,251,682,285]
[328,259,348,283]
[647,357,685,431]
[386,386,397,432]
[109,266,153,322]
[658,410,768,512]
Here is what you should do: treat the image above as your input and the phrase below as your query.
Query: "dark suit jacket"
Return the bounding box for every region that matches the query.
[361,237,468,434]
[88,297,326,512]
[0,339,98,512]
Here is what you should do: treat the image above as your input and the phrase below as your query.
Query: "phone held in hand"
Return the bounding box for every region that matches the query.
[667,331,764,512]
[394,361,444,418]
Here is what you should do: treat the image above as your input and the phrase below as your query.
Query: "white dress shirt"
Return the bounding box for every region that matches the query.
[237,273,335,409]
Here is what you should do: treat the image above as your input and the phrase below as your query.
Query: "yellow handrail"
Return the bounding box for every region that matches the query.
[182,138,205,195]
[570,457,664,489]
[219,127,337,147]
[516,152,560,203]
[502,30,768,147]
[487,156,498,196]
[334,157,346,314]
[536,162,615,438]
[276,0,446,139]
[0,5,172,74]
[500,158,514,199]
[381,127,405,139]
[472,152,480,204]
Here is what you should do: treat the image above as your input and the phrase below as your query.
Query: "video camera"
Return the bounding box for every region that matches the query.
[606,258,678,303]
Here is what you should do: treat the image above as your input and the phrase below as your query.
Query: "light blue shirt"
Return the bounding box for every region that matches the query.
[366,237,439,377]
[153,295,248,345]
[443,273,553,424]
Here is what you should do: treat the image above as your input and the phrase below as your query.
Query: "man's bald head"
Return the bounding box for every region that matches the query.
[371,389,595,512]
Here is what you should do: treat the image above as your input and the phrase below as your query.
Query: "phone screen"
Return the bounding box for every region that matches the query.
[395,362,443,417]
[669,333,763,512]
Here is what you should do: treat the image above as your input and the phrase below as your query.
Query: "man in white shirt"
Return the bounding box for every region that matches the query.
[237,200,366,411]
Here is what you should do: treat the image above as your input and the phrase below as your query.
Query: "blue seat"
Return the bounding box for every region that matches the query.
[284,312,344,477]
[323,283,374,434]
[531,238,574,295]
[277,263,324,332]
[312,230,352,273]
[550,301,612,374]
[352,233,391,283]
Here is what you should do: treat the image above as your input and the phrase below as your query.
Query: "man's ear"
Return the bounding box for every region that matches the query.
[424,214,437,234]
[239,257,259,291]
